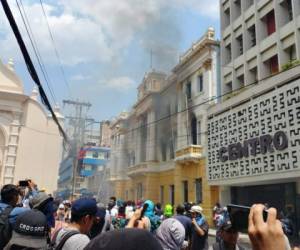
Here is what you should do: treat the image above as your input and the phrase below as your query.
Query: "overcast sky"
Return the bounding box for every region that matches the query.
[0,0,219,120]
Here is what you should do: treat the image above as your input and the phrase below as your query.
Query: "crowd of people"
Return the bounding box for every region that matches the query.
[0,180,299,250]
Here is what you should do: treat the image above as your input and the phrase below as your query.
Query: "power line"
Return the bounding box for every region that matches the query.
[16,0,57,104]
[1,0,68,142]
[39,0,72,98]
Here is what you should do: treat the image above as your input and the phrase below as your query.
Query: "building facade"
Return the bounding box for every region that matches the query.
[220,0,300,94]
[0,58,63,194]
[207,0,300,235]
[99,120,112,148]
[57,146,110,199]
[109,28,220,224]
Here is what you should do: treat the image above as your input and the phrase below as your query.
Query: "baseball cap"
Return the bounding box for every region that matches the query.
[72,198,97,216]
[220,219,238,232]
[190,205,203,214]
[8,210,48,248]
[96,206,106,219]
[30,191,53,209]
[59,203,65,209]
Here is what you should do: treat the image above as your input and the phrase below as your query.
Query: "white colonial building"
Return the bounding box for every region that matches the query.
[0,58,63,194]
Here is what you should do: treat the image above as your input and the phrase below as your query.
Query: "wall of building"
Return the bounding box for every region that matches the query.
[15,100,63,194]
[220,0,300,94]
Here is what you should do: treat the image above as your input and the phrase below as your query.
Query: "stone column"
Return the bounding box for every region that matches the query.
[135,118,142,164]
[219,186,231,206]
[146,110,156,161]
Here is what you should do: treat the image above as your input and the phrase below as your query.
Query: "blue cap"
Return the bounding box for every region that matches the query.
[72,198,97,216]
[96,207,106,219]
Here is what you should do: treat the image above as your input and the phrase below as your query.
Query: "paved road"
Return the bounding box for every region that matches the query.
[208,234,252,249]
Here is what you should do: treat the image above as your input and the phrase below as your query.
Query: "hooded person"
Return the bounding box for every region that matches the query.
[84,228,163,250]
[30,191,55,228]
[156,218,186,250]
[164,204,173,219]
[4,209,48,250]
[143,200,161,232]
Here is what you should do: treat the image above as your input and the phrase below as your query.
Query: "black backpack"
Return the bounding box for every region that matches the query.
[49,228,79,250]
[0,206,14,249]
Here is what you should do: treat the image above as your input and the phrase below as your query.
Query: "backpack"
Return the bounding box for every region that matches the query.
[49,228,79,250]
[0,206,14,249]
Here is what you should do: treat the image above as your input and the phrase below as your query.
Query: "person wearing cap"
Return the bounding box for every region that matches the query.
[190,205,209,250]
[209,219,245,250]
[4,209,48,250]
[53,198,97,250]
[89,206,107,239]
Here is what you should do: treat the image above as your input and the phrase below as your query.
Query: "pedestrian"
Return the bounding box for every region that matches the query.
[163,204,173,219]
[30,191,56,228]
[112,202,128,229]
[143,200,161,232]
[4,209,48,250]
[57,204,66,221]
[174,204,192,242]
[209,219,245,250]
[89,206,106,239]
[84,228,163,250]
[156,218,186,250]
[0,184,29,249]
[63,200,72,223]
[155,203,163,218]
[108,196,118,217]
[190,205,209,250]
[52,198,97,250]
[213,202,222,227]
[125,201,134,219]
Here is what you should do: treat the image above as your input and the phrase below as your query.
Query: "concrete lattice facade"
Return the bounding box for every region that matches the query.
[206,0,300,235]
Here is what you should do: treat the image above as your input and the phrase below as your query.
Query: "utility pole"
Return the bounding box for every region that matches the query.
[63,99,91,199]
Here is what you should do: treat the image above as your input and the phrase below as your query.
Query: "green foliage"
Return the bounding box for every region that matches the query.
[282,59,300,71]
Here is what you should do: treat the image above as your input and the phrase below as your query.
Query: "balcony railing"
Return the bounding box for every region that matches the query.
[175,145,204,162]
[127,163,148,176]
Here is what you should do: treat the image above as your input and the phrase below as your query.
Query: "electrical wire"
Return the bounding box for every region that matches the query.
[39,0,72,98]
[16,0,57,104]
[1,0,69,142]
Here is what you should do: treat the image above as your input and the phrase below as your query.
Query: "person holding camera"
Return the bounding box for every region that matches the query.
[0,183,32,249]
[248,204,290,250]
[190,205,209,250]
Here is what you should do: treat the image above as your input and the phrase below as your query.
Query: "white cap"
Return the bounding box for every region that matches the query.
[190,205,203,214]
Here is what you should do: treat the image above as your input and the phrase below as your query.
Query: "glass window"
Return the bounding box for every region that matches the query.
[182,181,188,203]
[137,183,143,200]
[170,185,175,205]
[191,116,197,145]
[198,75,203,92]
[197,120,201,145]
[186,82,192,99]
[160,186,164,204]
[195,178,202,203]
